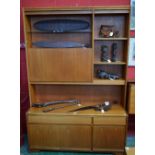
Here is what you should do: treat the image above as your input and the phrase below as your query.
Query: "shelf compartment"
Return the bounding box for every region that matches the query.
[94,40,127,62]
[94,14,129,38]
[29,84,124,105]
[28,104,126,116]
[94,61,126,65]
[27,14,93,48]
[30,15,92,31]
[94,65,126,83]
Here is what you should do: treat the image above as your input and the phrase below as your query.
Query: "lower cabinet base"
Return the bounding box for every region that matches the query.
[115,152,125,155]
[27,106,127,154]
[29,149,125,155]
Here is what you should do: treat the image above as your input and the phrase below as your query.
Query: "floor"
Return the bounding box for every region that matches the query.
[20,135,135,155]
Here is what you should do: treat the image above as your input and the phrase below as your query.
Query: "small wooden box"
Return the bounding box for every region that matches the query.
[128,83,135,114]
[125,147,135,155]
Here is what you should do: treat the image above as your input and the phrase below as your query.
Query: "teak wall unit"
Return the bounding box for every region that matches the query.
[23,7,130,155]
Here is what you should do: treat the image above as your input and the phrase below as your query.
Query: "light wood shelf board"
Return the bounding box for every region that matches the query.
[94,37,128,41]
[30,78,125,85]
[94,61,126,65]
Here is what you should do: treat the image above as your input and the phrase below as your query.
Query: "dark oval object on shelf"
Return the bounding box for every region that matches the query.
[34,19,90,32]
[32,41,87,48]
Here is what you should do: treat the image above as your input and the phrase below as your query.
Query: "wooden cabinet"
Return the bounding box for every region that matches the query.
[24,7,130,155]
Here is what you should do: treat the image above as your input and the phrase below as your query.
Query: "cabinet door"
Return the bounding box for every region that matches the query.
[28,124,91,151]
[93,126,126,151]
[28,48,93,82]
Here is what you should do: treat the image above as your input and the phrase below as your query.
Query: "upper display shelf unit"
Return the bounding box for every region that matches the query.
[24,7,130,49]
[24,7,130,84]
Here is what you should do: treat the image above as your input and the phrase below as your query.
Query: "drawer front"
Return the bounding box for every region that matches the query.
[94,117,126,125]
[28,115,91,125]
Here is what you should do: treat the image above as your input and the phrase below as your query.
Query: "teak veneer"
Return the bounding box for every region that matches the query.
[24,7,130,155]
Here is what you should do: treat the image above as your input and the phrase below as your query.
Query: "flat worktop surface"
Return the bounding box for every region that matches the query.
[27,103,127,117]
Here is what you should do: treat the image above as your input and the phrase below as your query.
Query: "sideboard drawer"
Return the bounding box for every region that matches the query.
[27,115,91,125]
[94,117,126,125]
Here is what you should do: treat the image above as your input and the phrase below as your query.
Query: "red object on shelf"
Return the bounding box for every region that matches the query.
[130,30,135,38]
[127,66,135,81]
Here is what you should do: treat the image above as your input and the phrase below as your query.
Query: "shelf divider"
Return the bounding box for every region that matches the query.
[30,78,125,86]
[94,37,128,41]
[94,61,126,65]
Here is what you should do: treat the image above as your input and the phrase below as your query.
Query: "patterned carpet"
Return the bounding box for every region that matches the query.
[20,135,135,155]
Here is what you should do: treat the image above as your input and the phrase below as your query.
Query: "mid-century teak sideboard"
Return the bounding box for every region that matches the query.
[23,7,130,155]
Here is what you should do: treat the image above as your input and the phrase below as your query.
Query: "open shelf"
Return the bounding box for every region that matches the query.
[30,79,125,85]
[29,104,126,116]
[94,40,127,63]
[94,61,126,65]
[93,78,125,85]
[94,38,128,41]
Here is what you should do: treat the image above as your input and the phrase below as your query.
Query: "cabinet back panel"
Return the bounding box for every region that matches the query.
[33,85,123,105]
